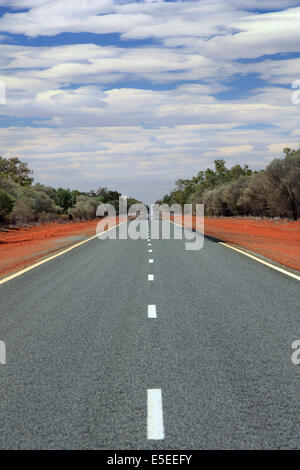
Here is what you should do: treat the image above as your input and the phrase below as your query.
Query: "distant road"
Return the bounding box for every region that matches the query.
[0,220,299,449]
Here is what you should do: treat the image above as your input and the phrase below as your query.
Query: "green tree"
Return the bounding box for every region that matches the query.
[56,188,74,213]
[265,148,300,220]
[12,196,34,223]
[238,172,270,217]
[68,195,98,220]
[0,156,33,186]
[0,189,14,220]
[34,183,57,202]
[223,176,251,216]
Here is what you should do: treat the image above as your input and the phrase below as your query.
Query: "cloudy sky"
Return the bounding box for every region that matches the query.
[0,0,299,203]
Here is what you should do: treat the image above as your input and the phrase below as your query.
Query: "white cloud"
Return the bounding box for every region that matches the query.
[0,121,298,203]
[216,145,253,155]
[0,0,298,63]
[267,142,300,153]
[0,1,299,202]
[1,78,298,130]
[245,58,300,85]
[0,42,226,87]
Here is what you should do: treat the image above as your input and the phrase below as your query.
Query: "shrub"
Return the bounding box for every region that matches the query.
[0,189,14,222]
[12,196,35,223]
[68,196,98,220]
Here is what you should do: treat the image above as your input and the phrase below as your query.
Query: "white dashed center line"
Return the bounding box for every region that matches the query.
[148,304,157,318]
[146,223,163,439]
[147,389,164,440]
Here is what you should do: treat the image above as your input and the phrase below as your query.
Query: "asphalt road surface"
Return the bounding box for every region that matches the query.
[0,219,299,449]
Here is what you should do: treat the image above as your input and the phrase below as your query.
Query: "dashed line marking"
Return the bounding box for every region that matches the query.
[149,259,154,263]
[148,274,154,281]
[148,249,153,253]
[148,304,157,318]
[147,389,164,440]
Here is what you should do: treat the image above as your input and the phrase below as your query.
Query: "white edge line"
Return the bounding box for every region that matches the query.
[168,218,300,282]
[147,389,164,440]
[0,220,128,286]
[219,242,300,281]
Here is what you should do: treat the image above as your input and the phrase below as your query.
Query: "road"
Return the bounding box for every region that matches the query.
[0,219,299,449]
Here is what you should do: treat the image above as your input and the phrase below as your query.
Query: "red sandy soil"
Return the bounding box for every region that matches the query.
[171,215,300,272]
[0,217,124,279]
[1,215,299,278]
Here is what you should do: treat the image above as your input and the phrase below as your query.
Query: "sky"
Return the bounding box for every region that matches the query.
[0,0,299,204]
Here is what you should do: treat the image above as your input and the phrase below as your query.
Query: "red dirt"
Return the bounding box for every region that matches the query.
[0,217,124,279]
[1,215,299,278]
[171,215,300,272]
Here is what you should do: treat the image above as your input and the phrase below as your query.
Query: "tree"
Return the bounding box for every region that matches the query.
[0,189,14,220]
[34,183,57,201]
[30,189,60,216]
[214,158,228,182]
[102,190,121,204]
[203,186,228,216]
[0,156,33,186]
[238,172,270,217]
[0,174,20,198]
[265,148,300,220]
[227,164,253,181]
[56,188,74,213]
[223,176,251,216]
[68,195,98,220]
[157,159,253,208]
[12,196,34,223]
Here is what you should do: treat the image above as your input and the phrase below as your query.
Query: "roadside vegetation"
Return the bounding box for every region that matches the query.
[156,148,300,220]
[0,156,139,227]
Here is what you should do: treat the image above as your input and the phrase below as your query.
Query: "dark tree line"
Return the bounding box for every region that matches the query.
[0,156,139,225]
[156,148,300,220]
